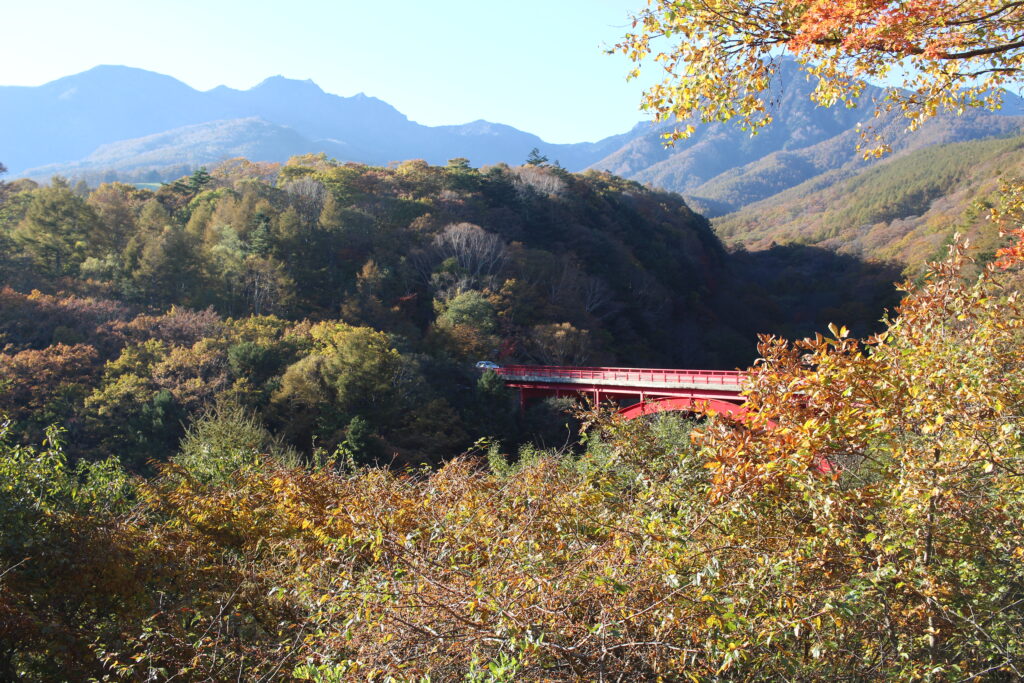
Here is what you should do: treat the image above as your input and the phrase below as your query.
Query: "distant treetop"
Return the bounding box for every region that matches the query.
[525,148,549,166]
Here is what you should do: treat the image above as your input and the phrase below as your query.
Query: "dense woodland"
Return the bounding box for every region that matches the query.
[0,155,897,470]
[1,153,1021,678]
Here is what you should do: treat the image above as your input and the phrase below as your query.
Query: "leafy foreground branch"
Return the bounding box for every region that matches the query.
[2,235,1023,679]
[619,0,1024,154]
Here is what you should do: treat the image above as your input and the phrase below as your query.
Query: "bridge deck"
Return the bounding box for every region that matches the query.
[495,365,746,393]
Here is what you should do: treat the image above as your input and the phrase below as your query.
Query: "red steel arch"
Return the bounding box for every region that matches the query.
[617,396,748,421]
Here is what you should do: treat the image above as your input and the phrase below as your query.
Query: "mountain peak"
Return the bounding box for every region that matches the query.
[81,64,153,75]
[45,65,191,90]
[251,75,324,95]
[456,120,520,135]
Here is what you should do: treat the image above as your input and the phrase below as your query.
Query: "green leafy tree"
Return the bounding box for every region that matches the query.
[271,322,410,448]
[443,157,480,192]
[470,369,517,441]
[436,289,498,334]
[12,179,102,277]
[335,415,383,467]
[174,402,298,484]
[132,225,202,305]
[137,197,172,233]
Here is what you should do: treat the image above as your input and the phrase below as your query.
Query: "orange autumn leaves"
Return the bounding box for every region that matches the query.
[788,0,1023,58]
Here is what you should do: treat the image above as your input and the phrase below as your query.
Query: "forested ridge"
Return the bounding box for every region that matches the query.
[714,132,1024,270]
[0,155,898,471]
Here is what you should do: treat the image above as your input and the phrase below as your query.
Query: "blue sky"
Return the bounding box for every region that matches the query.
[2,0,655,143]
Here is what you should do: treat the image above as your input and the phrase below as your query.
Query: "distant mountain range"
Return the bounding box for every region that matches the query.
[4,62,1024,223]
[0,65,627,179]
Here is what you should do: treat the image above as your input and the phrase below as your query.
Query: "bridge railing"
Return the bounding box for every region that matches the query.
[495,365,746,386]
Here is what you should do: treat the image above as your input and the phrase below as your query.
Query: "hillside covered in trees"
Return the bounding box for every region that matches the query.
[714,132,1024,271]
[0,155,899,470]
[2,197,1021,680]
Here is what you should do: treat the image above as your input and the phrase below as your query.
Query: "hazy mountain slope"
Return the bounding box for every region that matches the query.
[713,133,1024,268]
[0,66,215,174]
[587,62,881,188]
[23,118,351,178]
[686,108,1024,216]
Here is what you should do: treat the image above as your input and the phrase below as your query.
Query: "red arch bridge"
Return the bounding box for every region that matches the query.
[493,365,748,420]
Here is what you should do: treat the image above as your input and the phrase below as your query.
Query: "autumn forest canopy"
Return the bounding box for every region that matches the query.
[0,155,901,471]
[2,0,1024,677]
